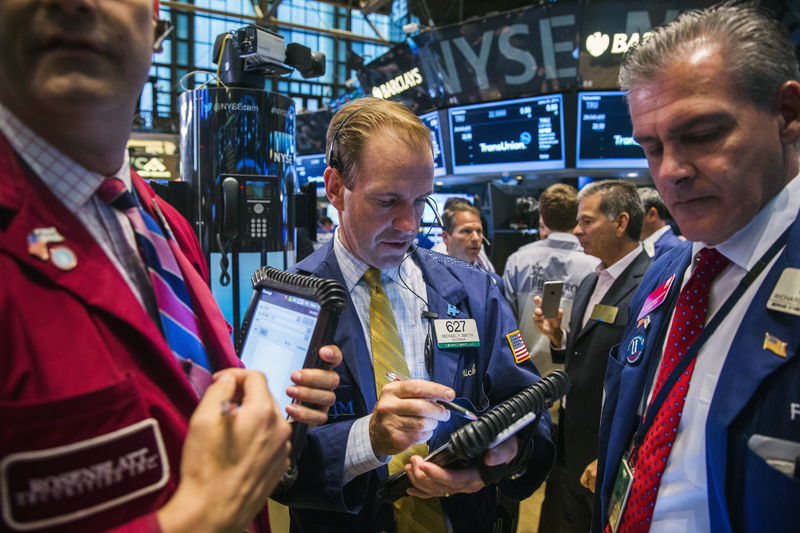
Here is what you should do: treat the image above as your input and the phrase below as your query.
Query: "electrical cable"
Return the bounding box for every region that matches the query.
[377,370,571,502]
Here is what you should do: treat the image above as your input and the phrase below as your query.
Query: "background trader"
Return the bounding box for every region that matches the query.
[533,179,649,533]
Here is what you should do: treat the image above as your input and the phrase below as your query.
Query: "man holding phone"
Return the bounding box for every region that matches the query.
[532,180,650,533]
[504,183,599,376]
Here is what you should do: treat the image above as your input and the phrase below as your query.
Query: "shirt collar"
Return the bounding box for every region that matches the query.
[547,231,581,245]
[597,243,643,280]
[692,173,800,270]
[642,224,671,247]
[332,227,408,291]
[0,103,132,214]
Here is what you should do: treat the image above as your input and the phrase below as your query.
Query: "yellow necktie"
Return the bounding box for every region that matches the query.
[364,267,448,533]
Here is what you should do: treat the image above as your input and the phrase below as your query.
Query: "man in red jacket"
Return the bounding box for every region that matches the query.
[0,0,341,531]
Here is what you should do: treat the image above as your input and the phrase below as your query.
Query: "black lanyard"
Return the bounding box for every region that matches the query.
[631,226,791,459]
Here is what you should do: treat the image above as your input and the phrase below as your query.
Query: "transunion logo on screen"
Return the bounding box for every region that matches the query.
[479,131,532,153]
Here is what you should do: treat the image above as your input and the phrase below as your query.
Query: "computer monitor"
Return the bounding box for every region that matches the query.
[295,153,327,185]
[421,192,474,225]
[448,94,566,175]
[576,91,648,169]
[418,110,447,177]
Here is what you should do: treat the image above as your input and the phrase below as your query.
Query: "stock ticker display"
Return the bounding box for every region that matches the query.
[576,91,647,169]
[448,94,565,175]
[418,110,448,177]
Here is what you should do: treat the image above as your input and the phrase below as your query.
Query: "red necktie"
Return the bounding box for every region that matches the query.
[617,248,730,533]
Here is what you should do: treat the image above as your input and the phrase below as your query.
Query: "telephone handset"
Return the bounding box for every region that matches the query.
[218,174,281,244]
[216,174,282,286]
[221,176,240,239]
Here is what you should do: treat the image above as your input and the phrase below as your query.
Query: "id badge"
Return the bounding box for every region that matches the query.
[607,453,634,533]
[433,318,480,348]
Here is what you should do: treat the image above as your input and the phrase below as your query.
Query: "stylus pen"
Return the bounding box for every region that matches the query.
[385,372,479,421]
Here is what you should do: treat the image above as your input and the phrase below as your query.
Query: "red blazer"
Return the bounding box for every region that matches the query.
[0,134,258,532]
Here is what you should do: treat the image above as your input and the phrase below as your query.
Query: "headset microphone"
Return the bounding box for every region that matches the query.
[425,197,445,228]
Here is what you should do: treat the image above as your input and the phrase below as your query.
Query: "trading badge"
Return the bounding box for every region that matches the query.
[447,303,459,317]
[762,332,788,358]
[505,330,530,364]
[637,273,676,321]
[636,315,651,330]
[626,335,645,365]
[766,267,800,317]
[50,245,77,271]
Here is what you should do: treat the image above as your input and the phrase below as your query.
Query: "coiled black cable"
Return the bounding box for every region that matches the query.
[378,370,570,502]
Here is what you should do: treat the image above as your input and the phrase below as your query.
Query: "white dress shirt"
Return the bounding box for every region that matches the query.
[649,174,800,532]
[580,244,644,328]
[334,230,432,483]
[642,224,672,257]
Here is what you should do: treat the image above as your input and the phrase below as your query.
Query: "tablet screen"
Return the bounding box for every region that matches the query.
[240,289,321,413]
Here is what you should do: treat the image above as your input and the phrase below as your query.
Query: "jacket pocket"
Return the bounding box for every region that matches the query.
[0,375,172,532]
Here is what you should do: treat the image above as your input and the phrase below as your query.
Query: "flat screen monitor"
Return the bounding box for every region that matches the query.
[422,192,474,225]
[295,153,327,184]
[418,110,447,177]
[448,94,566,175]
[576,91,648,169]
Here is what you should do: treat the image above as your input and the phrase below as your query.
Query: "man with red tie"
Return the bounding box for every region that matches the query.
[0,0,341,531]
[593,3,800,532]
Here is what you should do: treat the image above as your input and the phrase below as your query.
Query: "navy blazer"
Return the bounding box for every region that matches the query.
[275,240,555,533]
[652,226,683,260]
[593,212,800,532]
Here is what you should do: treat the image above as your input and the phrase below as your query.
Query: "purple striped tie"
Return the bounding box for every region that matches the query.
[97,178,213,386]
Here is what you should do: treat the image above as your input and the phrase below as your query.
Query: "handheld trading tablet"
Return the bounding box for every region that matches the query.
[377,370,570,502]
[238,266,346,462]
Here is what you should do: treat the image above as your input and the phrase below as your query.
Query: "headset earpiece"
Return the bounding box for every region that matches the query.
[327,108,363,172]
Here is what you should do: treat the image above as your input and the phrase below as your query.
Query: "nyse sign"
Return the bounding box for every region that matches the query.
[360,2,695,106]
[411,4,578,104]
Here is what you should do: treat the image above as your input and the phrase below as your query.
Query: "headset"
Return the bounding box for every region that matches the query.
[327,108,364,172]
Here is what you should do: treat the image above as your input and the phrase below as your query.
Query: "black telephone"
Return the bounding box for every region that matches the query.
[218,174,282,245]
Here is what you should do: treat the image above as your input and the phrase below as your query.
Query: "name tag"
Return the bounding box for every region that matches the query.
[606,453,634,533]
[1,418,169,531]
[591,304,619,324]
[433,319,480,348]
[767,267,800,316]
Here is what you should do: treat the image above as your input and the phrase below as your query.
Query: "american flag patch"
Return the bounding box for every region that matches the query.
[506,330,530,364]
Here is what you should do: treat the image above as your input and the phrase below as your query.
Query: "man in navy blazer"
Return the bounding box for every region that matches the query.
[638,187,682,260]
[275,97,554,532]
[533,180,650,533]
[593,3,800,532]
